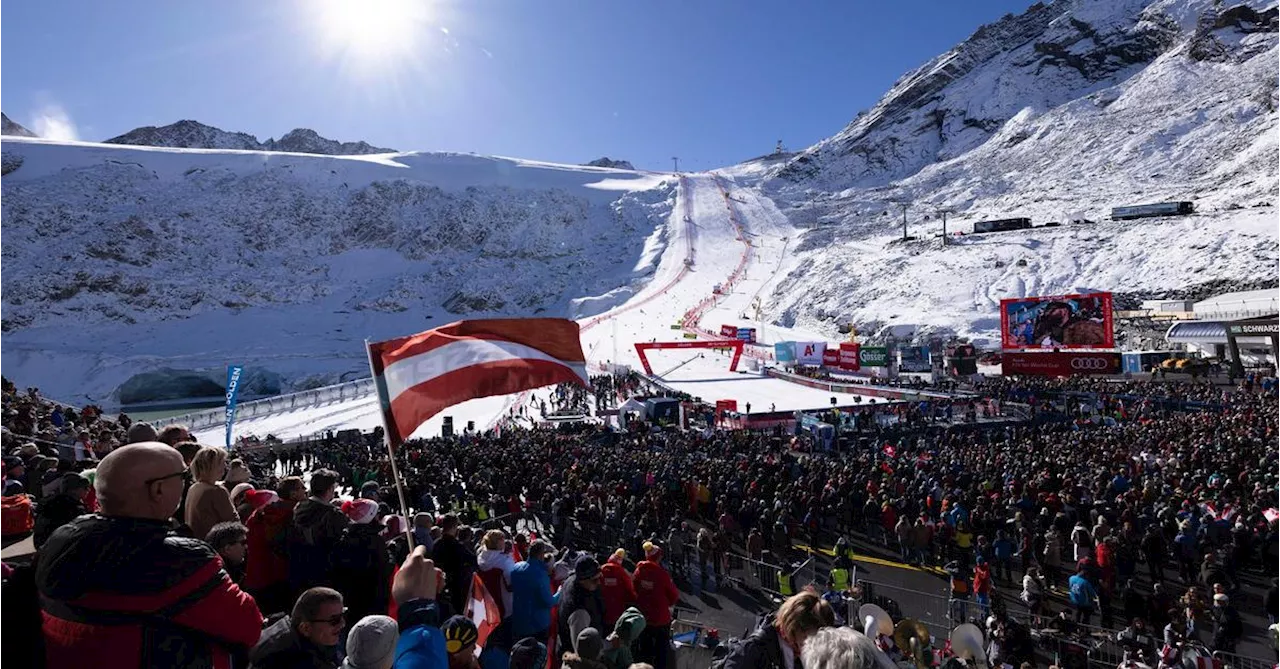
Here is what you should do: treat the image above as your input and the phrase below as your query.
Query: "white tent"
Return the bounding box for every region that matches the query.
[618,397,647,417]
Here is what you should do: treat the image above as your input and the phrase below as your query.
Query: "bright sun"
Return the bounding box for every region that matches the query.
[314,0,425,66]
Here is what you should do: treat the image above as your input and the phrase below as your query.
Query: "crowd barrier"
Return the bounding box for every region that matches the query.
[764,368,954,401]
[153,377,376,431]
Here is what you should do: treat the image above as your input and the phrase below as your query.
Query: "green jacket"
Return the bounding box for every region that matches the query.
[602,607,646,669]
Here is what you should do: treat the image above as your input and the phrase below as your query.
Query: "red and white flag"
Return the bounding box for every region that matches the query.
[367,318,588,445]
[465,573,502,654]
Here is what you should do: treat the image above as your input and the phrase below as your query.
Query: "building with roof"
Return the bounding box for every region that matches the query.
[1165,289,1278,374]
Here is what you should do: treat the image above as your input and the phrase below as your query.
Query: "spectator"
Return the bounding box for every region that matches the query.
[1068,565,1099,625]
[1210,593,1242,653]
[1020,566,1047,626]
[158,424,192,447]
[600,549,638,629]
[37,442,263,667]
[600,606,646,669]
[331,498,391,624]
[208,520,250,584]
[3,455,27,495]
[443,615,482,669]
[510,539,559,642]
[477,529,517,618]
[390,546,449,669]
[224,459,252,492]
[251,587,347,669]
[32,472,90,549]
[719,590,836,669]
[246,477,305,615]
[559,556,606,653]
[799,627,895,669]
[290,469,349,593]
[186,446,240,540]
[125,421,158,444]
[632,542,679,669]
[433,513,478,615]
[341,615,399,669]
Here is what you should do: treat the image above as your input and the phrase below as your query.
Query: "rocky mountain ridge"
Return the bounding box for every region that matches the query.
[103,119,396,155]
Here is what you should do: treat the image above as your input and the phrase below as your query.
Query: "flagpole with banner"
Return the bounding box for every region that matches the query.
[365,339,417,550]
[225,365,244,450]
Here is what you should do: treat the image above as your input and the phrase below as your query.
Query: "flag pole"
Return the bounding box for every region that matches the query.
[365,338,416,551]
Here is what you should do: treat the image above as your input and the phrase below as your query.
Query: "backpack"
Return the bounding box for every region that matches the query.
[1,495,35,537]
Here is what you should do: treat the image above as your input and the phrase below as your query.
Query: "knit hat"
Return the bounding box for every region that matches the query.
[609,549,626,564]
[224,461,251,484]
[510,637,547,669]
[230,483,255,503]
[382,514,406,537]
[247,490,279,510]
[442,615,479,654]
[574,555,601,580]
[341,615,399,669]
[342,498,379,525]
[643,541,663,561]
[575,627,604,661]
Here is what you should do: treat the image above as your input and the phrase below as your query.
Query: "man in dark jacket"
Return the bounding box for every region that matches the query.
[37,443,263,669]
[431,513,477,614]
[32,472,90,549]
[289,469,348,594]
[558,556,606,653]
[249,587,346,669]
[718,591,834,669]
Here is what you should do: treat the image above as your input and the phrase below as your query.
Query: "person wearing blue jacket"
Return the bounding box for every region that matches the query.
[1068,565,1099,626]
[390,546,449,669]
[508,540,559,643]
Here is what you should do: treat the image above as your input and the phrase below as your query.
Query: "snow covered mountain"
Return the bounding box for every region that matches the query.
[584,157,636,170]
[104,120,396,155]
[0,138,674,403]
[734,0,1279,344]
[1,112,37,137]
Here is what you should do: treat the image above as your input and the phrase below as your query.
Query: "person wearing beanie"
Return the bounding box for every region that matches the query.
[443,615,482,669]
[231,483,256,520]
[331,499,391,625]
[601,607,646,669]
[632,542,678,669]
[343,615,399,669]
[245,477,304,616]
[383,515,411,564]
[222,459,252,491]
[600,549,638,629]
[558,556,606,655]
[32,472,91,549]
[508,637,547,669]
[510,539,560,642]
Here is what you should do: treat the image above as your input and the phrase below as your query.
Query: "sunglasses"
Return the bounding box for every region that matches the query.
[145,469,191,486]
[311,608,348,626]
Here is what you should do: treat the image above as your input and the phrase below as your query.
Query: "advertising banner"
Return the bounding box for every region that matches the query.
[838,343,860,371]
[859,346,890,367]
[899,346,930,372]
[775,342,796,364]
[1000,292,1114,349]
[795,342,826,366]
[822,348,840,367]
[225,365,244,448]
[720,325,738,337]
[1001,351,1121,376]
[736,327,757,343]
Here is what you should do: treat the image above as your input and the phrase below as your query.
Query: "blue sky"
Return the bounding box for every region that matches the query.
[2,0,1034,171]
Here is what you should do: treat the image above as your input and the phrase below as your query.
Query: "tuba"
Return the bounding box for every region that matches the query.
[948,623,988,669]
[894,619,933,669]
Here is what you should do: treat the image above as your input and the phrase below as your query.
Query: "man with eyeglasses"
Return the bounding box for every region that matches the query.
[250,587,347,669]
[36,442,264,669]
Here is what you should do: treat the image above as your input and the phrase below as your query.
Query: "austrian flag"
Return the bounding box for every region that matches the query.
[367,318,589,445]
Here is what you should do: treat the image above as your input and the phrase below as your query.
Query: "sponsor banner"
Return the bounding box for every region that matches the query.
[1227,322,1278,335]
[682,332,699,339]
[720,324,738,337]
[795,341,826,366]
[1001,351,1121,376]
[775,342,796,363]
[1000,291,1114,350]
[839,342,860,371]
[859,346,890,367]
[899,346,930,372]
[736,327,757,343]
[225,365,244,448]
[822,348,840,367]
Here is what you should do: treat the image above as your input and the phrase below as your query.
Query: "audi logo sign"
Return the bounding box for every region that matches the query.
[1002,351,1120,376]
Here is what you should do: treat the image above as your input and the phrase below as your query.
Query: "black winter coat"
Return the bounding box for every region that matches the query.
[717,614,784,669]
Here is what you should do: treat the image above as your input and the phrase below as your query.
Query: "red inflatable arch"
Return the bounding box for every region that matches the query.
[634,339,744,375]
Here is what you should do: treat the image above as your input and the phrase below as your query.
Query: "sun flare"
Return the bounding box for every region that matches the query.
[314,0,425,66]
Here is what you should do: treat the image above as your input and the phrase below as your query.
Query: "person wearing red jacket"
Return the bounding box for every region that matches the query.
[601,548,638,628]
[244,477,306,616]
[37,443,263,669]
[633,541,679,669]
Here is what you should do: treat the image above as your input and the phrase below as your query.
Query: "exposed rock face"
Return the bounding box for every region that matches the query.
[1,112,37,137]
[584,157,636,170]
[104,120,395,155]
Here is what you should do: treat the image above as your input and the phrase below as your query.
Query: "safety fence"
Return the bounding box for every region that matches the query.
[1213,649,1277,669]
[153,377,376,431]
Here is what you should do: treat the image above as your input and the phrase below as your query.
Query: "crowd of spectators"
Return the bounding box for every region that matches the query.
[1,369,1276,668]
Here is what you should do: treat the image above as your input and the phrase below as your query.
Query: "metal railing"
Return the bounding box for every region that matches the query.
[153,377,376,430]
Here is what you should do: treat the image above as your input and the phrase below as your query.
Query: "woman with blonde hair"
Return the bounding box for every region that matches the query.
[184,446,238,540]
[477,529,516,617]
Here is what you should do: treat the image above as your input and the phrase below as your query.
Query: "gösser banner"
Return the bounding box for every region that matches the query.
[859,346,889,367]
[1000,292,1115,350]
[1002,351,1121,376]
